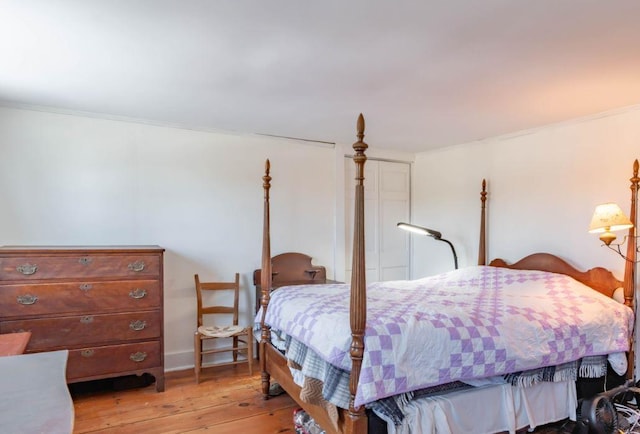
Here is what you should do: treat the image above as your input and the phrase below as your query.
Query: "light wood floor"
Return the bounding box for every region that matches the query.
[71,360,298,434]
[71,361,574,434]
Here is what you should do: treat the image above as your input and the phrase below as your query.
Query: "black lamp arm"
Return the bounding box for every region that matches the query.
[396,222,458,270]
[437,238,459,270]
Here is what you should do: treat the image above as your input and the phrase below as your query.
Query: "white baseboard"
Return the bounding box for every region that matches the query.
[164,349,254,373]
[164,350,194,372]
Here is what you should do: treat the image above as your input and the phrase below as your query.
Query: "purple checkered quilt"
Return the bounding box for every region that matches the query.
[263,266,634,406]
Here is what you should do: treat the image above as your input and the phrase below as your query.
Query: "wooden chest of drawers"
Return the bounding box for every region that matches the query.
[0,246,165,391]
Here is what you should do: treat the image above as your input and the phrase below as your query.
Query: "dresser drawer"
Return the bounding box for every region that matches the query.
[1,311,161,350]
[66,341,161,381]
[0,280,161,318]
[0,254,160,281]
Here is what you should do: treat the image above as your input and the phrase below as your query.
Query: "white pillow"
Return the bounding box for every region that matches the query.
[608,352,628,376]
[613,287,625,304]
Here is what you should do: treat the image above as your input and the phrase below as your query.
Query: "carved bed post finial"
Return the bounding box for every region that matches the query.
[478,179,487,265]
[264,159,271,185]
[260,159,272,398]
[356,113,365,143]
[347,113,368,432]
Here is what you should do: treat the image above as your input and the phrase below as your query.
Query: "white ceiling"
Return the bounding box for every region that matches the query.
[1,1,640,153]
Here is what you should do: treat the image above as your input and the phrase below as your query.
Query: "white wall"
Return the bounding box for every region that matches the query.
[412,104,640,279]
[0,106,339,371]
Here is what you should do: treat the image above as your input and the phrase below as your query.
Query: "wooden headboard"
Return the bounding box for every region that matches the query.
[253,252,327,287]
[490,253,623,299]
[492,159,637,307]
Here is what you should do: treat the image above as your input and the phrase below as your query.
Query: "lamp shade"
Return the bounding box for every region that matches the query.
[588,203,633,233]
[397,222,442,239]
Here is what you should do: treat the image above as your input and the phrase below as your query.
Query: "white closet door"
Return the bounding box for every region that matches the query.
[379,162,410,281]
[345,159,410,283]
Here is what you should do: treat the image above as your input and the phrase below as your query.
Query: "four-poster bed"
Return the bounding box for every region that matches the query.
[257,115,638,434]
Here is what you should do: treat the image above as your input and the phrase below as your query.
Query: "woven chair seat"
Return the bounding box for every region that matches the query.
[197,325,246,338]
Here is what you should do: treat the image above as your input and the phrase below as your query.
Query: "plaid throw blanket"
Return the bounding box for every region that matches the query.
[504,355,607,387]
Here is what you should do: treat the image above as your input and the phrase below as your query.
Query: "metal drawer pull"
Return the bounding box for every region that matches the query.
[81,349,95,358]
[79,283,93,291]
[128,261,145,272]
[130,352,147,362]
[16,264,38,275]
[129,320,147,331]
[17,294,38,305]
[129,288,147,299]
[80,316,94,324]
[78,257,92,265]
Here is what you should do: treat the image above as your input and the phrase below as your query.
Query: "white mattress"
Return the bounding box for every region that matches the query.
[388,380,577,434]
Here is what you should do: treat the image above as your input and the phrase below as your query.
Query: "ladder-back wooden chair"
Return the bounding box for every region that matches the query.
[193,273,253,383]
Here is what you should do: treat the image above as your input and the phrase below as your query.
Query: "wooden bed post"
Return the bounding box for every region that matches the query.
[624,159,638,380]
[478,179,487,266]
[346,114,368,434]
[623,159,638,308]
[260,159,272,399]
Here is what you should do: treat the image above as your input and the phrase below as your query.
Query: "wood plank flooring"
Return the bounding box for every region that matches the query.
[72,360,297,433]
[71,360,575,433]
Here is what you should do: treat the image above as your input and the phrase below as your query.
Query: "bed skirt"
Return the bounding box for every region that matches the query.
[388,380,576,434]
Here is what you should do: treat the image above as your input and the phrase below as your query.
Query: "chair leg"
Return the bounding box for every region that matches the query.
[247,329,253,376]
[233,336,239,362]
[194,332,201,384]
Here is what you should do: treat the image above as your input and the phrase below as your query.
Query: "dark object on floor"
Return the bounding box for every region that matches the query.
[582,396,618,434]
[290,407,389,434]
[69,373,156,395]
[269,382,286,396]
[572,419,589,434]
[521,419,576,433]
[113,373,156,391]
[577,379,640,434]
[293,408,326,434]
